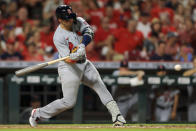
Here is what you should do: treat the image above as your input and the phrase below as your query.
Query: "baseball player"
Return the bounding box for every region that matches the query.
[155,88,179,122]
[151,65,179,122]
[29,5,126,127]
[183,57,196,121]
[112,59,144,121]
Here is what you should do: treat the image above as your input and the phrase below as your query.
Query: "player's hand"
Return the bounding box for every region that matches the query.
[65,58,76,64]
[171,111,176,120]
[70,44,86,61]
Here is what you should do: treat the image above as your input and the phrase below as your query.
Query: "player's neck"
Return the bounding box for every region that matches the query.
[60,24,72,31]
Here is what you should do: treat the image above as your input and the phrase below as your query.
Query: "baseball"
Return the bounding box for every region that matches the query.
[174,64,182,71]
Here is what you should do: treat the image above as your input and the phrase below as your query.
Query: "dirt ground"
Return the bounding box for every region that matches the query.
[0,124,196,129]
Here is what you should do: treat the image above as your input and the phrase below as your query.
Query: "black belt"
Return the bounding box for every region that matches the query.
[157,104,171,110]
[76,58,86,64]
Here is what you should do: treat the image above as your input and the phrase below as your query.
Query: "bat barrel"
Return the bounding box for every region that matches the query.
[15,56,69,77]
[15,62,48,76]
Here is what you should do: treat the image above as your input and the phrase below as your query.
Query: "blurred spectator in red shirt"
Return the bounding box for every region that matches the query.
[104,4,123,29]
[178,19,194,45]
[151,0,174,22]
[161,14,176,35]
[15,7,32,49]
[115,0,131,27]
[94,17,114,60]
[16,7,33,27]
[0,40,23,60]
[113,19,144,55]
[40,20,55,49]
[86,0,104,30]
[127,20,144,51]
[24,43,43,61]
[64,0,80,5]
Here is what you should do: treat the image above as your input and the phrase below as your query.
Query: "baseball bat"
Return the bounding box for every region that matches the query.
[15,56,69,76]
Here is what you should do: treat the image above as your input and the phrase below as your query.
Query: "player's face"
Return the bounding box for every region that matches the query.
[59,18,74,28]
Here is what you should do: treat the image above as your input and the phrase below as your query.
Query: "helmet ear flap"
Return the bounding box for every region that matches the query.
[71,13,77,24]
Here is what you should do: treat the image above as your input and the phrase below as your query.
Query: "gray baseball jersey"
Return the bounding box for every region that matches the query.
[53,17,87,61]
[35,17,115,119]
[155,89,179,122]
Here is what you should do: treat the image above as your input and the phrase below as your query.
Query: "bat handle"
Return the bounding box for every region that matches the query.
[48,56,70,65]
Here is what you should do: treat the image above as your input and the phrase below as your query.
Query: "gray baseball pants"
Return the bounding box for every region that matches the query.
[36,60,113,119]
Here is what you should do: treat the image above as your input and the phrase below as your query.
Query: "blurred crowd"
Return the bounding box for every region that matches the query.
[0,0,196,61]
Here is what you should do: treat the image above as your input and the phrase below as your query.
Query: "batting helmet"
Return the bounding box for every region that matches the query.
[55,5,76,21]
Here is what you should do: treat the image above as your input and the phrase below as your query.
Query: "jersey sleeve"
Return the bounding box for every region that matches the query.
[76,17,91,33]
[76,17,94,46]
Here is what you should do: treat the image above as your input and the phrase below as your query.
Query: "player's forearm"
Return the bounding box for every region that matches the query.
[183,68,196,76]
[119,70,144,77]
[119,70,136,76]
[172,94,179,113]
[136,71,145,80]
[81,35,92,46]
[82,27,94,46]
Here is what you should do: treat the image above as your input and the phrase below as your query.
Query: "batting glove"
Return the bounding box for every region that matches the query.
[70,44,86,61]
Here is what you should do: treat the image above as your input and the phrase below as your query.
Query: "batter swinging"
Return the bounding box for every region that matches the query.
[29,5,126,127]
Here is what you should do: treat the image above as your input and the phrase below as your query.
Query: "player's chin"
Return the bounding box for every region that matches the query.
[65,21,73,27]
[69,21,73,26]
[69,20,74,24]
[62,19,73,25]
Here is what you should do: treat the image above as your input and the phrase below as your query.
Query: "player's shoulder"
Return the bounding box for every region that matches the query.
[76,17,89,25]
[76,17,86,22]
[53,26,68,41]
